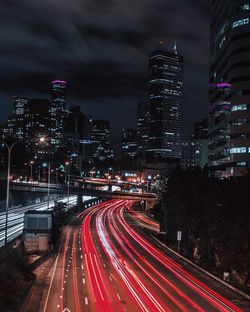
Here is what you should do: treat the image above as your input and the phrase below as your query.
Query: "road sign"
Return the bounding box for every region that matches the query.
[177,231,182,241]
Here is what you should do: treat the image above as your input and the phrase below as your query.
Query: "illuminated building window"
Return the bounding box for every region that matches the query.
[230,147,247,153]
[237,162,246,166]
[231,104,247,111]
[232,18,249,28]
[243,4,250,10]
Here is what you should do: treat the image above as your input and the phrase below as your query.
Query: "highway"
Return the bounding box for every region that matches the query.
[37,200,249,312]
[0,195,93,247]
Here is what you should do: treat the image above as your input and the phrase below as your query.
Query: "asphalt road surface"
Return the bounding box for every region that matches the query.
[25,200,250,312]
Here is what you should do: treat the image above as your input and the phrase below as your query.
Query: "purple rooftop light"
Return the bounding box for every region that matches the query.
[216,82,231,88]
[51,80,67,84]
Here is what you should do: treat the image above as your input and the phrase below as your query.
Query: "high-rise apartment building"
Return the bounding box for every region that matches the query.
[209,1,250,177]
[121,128,137,159]
[148,44,184,160]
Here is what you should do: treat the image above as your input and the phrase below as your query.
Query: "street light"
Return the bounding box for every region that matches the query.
[1,140,22,245]
[29,160,34,181]
[38,166,41,181]
[43,162,51,209]
[65,161,70,206]
[147,175,152,193]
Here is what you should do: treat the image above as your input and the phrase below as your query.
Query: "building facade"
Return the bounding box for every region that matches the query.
[4,97,57,160]
[51,80,67,149]
[182,118,208,169]
[121,128,137,159]
[209,0,250,177]
[136,101,149,157]
[90,119,113,161]
[63,105,86,170]
[148,45,184,160]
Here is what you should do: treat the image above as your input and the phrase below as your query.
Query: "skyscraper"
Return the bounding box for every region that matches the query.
[51,80,66,111]
[136,101,149,157]
[4,97,57,160]
[51,80,66,149]
[24,98,57,159]
[209,1,250,177]
[5,97,29,139]
[121,128,137,159]
[63,105,86,170]
[148,44,184,160]
[90,119,113,161]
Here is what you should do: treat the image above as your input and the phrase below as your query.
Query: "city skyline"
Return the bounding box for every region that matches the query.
[0,0,210,151]
[1,2,250,312]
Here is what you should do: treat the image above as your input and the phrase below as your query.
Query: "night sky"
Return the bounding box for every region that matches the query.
[0,0,210,153]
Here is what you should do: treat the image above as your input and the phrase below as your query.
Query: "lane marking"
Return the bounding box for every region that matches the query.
[43,224,70,312]
[85,297,88,305]
[82,278,85,284]
[43,252,60,312]
[117,293,121,301]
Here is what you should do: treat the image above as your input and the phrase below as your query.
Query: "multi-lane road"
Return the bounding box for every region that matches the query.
[26,200,250,312]
[0,195,95,247]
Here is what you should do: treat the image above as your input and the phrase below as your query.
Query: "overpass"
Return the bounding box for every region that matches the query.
[10,181,158,202]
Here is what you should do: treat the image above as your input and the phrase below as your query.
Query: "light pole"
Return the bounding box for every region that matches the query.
[55,169,58,185]
[45,162,51,209]
[43,162,51,209]
[145,175,152,212]
[147,175,152,193]
[65,161,70,206]
[29,160,34,181]
[48,162,51,209]
[38,166,41,182]
[2,140,21,245]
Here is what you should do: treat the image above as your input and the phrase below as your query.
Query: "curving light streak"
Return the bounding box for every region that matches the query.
[81,206,123,312]
[114,203,243,312]
[105,206,202,312]
[0,196,80,247]
[96,204,170,312]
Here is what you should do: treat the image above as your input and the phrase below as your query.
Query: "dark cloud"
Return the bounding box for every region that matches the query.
[0,0,210,153]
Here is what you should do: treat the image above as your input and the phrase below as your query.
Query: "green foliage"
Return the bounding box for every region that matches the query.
[163,168,250,283]
[0,248,34,311]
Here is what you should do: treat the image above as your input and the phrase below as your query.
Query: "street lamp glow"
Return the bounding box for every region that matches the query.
[39,137,46,143]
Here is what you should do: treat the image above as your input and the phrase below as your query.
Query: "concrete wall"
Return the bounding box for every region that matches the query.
[0,191,65,211]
